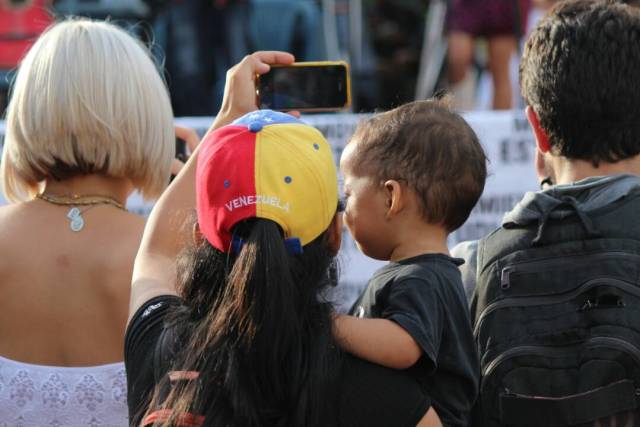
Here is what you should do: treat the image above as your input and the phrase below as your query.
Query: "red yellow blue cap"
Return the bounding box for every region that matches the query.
[196,110,339,253]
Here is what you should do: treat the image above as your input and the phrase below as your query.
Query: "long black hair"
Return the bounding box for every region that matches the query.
[144,215,341,426]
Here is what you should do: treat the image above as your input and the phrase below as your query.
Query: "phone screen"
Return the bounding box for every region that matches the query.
[258,64,349,111]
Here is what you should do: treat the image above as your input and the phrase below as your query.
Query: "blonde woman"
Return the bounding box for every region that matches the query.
[0,20,179,425]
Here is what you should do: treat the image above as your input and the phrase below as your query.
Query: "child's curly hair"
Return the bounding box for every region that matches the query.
[349,99,487,232]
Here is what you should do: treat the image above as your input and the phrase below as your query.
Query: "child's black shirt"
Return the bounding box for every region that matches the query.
[350,253,480,427]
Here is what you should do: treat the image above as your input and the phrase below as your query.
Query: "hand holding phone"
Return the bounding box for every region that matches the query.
[256,61,351,112]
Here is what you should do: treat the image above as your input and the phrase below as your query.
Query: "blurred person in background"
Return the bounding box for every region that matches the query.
[366,0,424,110]
[0,0,54,114]
[0,19,177,425]
[153,0,250,116]
[447,0,530,109]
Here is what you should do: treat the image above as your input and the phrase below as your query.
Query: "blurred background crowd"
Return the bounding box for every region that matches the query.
[0,0,553,118]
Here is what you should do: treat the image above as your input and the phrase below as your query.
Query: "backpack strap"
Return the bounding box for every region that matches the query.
[470,236,489,323]
[500,379,638,425]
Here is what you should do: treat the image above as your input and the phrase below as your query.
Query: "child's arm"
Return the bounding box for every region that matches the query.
[333,314,423,369]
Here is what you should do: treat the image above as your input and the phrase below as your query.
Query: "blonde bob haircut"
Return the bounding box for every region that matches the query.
[1,19,175,202]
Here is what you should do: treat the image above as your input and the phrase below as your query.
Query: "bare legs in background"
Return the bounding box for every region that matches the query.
[447,31,517,110]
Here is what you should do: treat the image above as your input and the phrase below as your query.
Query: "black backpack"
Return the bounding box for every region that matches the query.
[472,193,640,426]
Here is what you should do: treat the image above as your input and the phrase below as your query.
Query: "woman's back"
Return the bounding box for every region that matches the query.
[0,187,144,425]
[0,196,143,366]
[126,295,433,427]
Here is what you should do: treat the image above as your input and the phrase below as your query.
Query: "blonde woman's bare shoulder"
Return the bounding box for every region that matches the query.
[0,202,35,236]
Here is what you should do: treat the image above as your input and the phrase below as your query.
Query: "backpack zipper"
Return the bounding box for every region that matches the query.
[499,252,640,289]
[482,336,640,381]
[474,277,640,338]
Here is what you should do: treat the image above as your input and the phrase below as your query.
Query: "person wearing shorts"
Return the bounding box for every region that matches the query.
[447,0,531,109]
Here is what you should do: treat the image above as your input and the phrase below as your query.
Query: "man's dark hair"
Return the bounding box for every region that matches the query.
[350,99,487,232]
[520,0,640,165]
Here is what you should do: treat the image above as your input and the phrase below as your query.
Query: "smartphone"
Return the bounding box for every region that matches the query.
[170,137,188,182]
[175,137,187,163]
[256,61,351,112]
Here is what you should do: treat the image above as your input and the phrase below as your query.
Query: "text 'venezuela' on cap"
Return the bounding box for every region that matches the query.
[195,110,339,254]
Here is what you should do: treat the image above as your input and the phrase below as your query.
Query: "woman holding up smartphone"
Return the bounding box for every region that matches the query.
[125,51,442,427]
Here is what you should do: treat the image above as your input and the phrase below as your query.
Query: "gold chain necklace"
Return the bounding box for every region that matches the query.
[36,193,127,232]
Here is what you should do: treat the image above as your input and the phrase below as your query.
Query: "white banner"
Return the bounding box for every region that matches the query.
[0,111,538,311]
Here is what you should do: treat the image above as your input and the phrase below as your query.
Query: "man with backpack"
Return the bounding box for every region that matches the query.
[452,1,640,425]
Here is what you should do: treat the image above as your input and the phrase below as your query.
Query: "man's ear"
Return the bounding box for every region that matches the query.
[526,106,551,153]
[326,213,343,255]
[383,180,404,219]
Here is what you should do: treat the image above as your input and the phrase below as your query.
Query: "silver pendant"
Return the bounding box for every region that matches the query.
[67,207,85,232]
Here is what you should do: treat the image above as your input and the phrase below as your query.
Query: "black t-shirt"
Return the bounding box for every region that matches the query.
[125,295,431,427]
[350,253,480,427]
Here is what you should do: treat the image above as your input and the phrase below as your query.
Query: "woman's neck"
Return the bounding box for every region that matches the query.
[42,175,134,205]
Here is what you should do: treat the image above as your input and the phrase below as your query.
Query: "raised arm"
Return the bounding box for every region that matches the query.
[333,315,423,370]
[128,51,295,322]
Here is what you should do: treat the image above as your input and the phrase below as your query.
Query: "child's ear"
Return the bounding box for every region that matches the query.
[383,180,404,219]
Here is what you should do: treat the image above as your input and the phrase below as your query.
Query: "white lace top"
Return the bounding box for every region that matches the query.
[0,355,128,427]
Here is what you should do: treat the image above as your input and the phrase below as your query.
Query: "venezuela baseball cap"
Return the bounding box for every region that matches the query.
[196,110,339,253]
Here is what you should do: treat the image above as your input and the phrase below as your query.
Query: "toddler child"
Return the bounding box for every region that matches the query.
[334,99,486,427]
